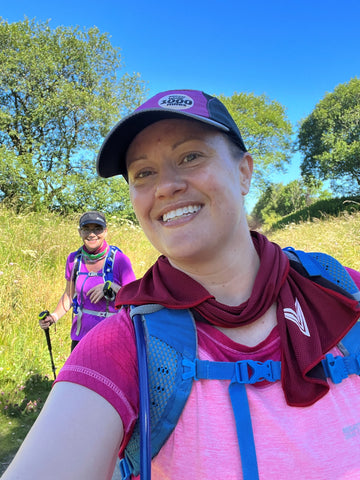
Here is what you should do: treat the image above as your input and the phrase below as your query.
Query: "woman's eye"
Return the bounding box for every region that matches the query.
[182,153,199,164]
[135,169,153,179]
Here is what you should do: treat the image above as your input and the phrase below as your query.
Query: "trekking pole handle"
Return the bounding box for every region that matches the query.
[39,310,50,322]
[103,281,116,302]
[39,311,52,348]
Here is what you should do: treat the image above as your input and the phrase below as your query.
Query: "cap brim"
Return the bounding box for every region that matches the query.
[96,109,230,179]
[80,220,106,228]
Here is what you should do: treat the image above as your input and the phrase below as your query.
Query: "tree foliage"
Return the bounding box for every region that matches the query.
[251,179,331,226]
[297,77,360,195]
[0,17,146,214]
[218,92,293,191]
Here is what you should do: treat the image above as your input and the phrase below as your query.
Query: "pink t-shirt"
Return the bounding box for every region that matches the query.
[55,267,360,479]
[65,247,136,340]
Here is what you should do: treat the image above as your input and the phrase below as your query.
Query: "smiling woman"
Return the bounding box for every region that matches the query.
[126,118,252,271]
[4,90,360,480]
[38,210,136,352]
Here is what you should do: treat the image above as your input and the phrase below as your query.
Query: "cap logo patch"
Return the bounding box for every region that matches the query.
[158,93,194,110]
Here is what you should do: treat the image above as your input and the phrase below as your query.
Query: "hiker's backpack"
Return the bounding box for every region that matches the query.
[72,245,121,286]
[119,248,360,480]
[72,245,121,334]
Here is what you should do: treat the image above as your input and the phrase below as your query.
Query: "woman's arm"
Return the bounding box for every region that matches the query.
[39,281,73,329]
[2,382,124,480]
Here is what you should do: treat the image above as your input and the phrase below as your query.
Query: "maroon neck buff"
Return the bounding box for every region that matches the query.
[117,232,360,406]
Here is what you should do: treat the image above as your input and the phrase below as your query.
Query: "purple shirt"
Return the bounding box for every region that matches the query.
[65,246,136,340]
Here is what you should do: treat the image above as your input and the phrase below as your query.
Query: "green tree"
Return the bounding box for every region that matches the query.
[297,77,360,195]
[0,17,146,213]
[218,92,293,191]
[251,179,331,226]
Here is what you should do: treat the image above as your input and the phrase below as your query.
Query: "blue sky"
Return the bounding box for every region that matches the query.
[1,0,359,208]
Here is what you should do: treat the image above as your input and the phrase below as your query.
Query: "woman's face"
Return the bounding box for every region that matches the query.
[79,223,107,252]
[126,118,252,268]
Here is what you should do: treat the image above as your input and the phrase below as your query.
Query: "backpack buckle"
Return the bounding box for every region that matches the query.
[182,357,198,380]
[119,458,132,480]
[234,360,281,384]
[322,353,358,384]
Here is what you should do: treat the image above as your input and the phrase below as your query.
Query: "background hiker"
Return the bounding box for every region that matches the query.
[39,211,136,351]
[5,90,360,480]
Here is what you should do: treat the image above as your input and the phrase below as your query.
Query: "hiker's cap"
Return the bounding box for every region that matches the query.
[79,211,107,229]
[96,89,247,179]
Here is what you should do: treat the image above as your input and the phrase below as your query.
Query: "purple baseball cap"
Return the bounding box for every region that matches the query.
[96,89,247,179]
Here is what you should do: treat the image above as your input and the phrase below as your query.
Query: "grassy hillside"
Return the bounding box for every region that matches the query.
[0,208,159,472]
[1,207,360,472]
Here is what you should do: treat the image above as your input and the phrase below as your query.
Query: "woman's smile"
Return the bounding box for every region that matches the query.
[160,204,202,223]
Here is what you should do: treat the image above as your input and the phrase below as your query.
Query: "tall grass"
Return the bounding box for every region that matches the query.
[268,211,360,271]
[0,207,359,472]
[0,207,159,470]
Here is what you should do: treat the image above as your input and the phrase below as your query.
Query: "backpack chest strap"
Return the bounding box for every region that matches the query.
[182,357,281,383]
[183,354,360,480]
[183,358,281,480]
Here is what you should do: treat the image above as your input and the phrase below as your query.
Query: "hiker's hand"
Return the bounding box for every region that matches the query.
[87,284,105,304]
[39,314,56,329]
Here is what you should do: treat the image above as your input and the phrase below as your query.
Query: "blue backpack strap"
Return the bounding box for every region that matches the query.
[340,322,360,356]
[132,310,151,480]
[283,247,360,301]
[183,357,281,480]
[103,245,121,283]
[283,247,360,357]
[120,305,197,479]
[71,247,83,283]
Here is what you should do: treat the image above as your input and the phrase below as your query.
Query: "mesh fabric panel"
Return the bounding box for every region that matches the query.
[123,335,179,471]
[309,252,357,293]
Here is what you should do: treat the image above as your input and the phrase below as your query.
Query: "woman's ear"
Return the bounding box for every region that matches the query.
[239,153,253,196]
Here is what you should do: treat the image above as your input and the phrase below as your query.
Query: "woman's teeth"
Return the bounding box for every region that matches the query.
[162,205,201,222]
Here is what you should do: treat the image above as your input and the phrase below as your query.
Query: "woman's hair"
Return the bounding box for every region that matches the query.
[224,134,246,161]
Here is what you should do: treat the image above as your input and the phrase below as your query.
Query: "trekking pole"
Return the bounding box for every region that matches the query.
[38,310,57,380]
[103,280,116,302]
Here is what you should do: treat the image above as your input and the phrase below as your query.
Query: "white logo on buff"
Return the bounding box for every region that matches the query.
[158,94,194,110]
[283,298,310,337]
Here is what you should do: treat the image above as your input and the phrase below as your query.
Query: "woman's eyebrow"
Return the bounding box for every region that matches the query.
[127,135,206,167]
[172,136,203,150]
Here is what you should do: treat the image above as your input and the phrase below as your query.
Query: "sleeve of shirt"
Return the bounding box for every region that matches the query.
[113,249,136,286]
[346,267,360,289]
[65,251,78,282]
[54,307,139,445]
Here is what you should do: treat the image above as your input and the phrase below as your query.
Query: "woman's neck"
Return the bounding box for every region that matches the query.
[81,243,108,266]
[169,234,260,306]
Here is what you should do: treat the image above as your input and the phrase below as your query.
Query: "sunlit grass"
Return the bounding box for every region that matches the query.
[267,211,360,271]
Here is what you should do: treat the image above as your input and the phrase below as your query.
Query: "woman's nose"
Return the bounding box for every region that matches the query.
[155,165,187,198]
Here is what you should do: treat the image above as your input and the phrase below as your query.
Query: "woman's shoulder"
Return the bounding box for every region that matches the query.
[55,307,138,433]
[56,307,136,388]
[346,266,360,289]
[111,245,128,259]
[67,248,82,263]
